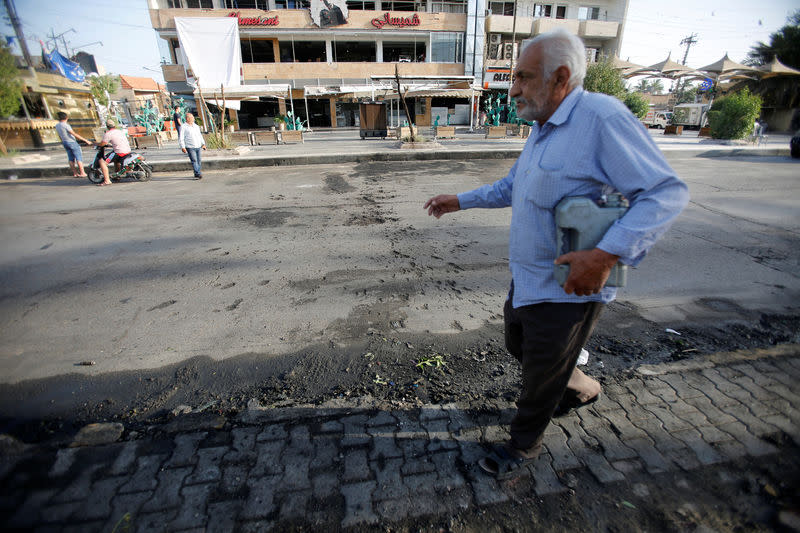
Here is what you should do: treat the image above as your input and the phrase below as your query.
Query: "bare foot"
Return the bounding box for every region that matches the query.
[97,182,111,187]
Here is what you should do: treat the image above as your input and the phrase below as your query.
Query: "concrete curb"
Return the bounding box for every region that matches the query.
[0,146,791,179]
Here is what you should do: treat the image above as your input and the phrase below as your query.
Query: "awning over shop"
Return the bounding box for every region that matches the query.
[195,84,291,101]
[382,88,479,99]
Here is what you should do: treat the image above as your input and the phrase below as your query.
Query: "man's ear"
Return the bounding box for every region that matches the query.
[552,66,571,90]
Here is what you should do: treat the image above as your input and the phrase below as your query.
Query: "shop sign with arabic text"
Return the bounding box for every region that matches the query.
[371,12,420,29]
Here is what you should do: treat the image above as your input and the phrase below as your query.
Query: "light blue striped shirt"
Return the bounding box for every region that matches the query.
[458,87,689,308]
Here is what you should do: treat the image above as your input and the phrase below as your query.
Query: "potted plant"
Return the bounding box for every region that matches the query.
[273,115,286,131]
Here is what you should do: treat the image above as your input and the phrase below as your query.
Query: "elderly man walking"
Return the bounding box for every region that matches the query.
[424,29,689,479]
[178,113,207,179]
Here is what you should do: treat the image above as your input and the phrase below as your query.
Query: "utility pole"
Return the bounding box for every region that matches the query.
[4,0,34,68]
[674,33,698,97]
[506,0,518,105]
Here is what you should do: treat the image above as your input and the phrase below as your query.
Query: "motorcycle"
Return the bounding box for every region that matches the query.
[86,144,153,184]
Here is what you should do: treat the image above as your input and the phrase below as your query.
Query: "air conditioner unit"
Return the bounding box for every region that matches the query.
[503,43,516,60]
[490,34,503,44]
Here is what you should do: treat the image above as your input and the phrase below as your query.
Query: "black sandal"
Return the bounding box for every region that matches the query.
[478,444,537,480]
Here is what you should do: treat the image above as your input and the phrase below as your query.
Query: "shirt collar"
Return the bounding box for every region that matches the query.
[544,86,583,127]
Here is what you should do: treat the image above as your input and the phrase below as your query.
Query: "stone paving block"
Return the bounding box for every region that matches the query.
[425,418,459,452]
[672,428,724,466]
[592,394,623,412]
[419,404,447,421]
[109,441,140,476]
[369,433,403,462]
[317,420,344,434]
[717,421,779,457]
[763,414,800,446]
[558,416,599,452]
[644,405,692,432]
[371,457,408,500]
[764,382,800,408]
[397,433,428,463]
[224,427,259,464]
[543,425,581,471]
[624,438,670,474]
[719,403,779,436]
[279,489,310,521]
[343,448,371,482]
[120,455,167,494]
[251,440,285,477]
[403,471,438,493]
[683,396,737,426]
[237,520,277,533]
[74,476,127,521]
[40,501,81,523]
[605,409,648,440]
[7,489,56,528]
[575,449,624,484]
[625,378,663,405]
[714,439,749,461]
[733,362,777,387]
[630,416,685,452]
[170,483,214,530]
[312,470,340,500]
[611,459,644,475]
[206,500,242,533]
[134,509,179,533]
[447,408,480,437]
[52,464,103,504]
[240,475,280,520]
[141,466,193,513]
[470,476,509,506]
[50,448,79,478]
[186,446,226,485]
[702,368,745,394]
[457,436,485,467]
[103,491,153,533]
[695,425,733,444]
[650,379,679,403]
[733,375,784,412]
[165,432,206,469]
[483,423,510,444]
[220,464,249,497]
[367,411,396,427]
[664,396,704,416]
[257,424,288,442]
[63,521,106,533]
[430,450,466,490]
[532,453,568,496]
[282,450,312,491]
[576,407,606,428]
[375,497,414,521]
[341,481,379,528]
[312,435,341,469]
[663,448,702,471]
[659,374,704,399]
[400,453,437,476]
[289,426,313,454]
[590,424,638,462]
[691,376,742,408]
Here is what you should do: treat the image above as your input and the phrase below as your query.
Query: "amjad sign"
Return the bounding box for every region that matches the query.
[371,12,421,29]
[228,11,279,26]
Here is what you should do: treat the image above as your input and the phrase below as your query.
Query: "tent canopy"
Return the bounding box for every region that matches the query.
[758,57,800,78]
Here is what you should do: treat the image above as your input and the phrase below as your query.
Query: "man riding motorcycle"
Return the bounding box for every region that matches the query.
[94,119,132,186]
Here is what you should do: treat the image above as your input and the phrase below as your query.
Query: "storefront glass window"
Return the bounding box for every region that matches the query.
[431,0,467,13]
[241,39,276,63]
[224,1,270,8]
[383,41,426,63]
[346,0,376,9]
[185,0,213,7]
[333,41,376,62]
[277,41,326,62]
[430,32,463,63]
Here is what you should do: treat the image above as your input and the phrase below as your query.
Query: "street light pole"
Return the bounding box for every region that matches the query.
[506,0,518,105]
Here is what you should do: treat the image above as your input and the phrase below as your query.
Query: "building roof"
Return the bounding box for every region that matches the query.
[119,75,161,92]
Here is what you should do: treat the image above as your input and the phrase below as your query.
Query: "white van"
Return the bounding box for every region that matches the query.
[672,103,710,129]
[641,110,672,129]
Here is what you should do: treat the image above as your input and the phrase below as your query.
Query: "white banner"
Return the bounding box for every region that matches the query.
[175,17,242,90]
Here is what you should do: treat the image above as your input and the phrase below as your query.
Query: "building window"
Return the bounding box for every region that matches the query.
[556,5,566,18]
[333,41,376,62]
[533,3,552,17]
[274,0,311,8]
[278,40,327,62]
[241,39,275,63]
[346,0,376,9]
[185,0,213,7]
[381,0,422,11]
[431,0,467,13]
[578,6,601,20]
[488,1,514,15]
[225,0,270,7]
[430,32,463,63]
[383,41,426,62]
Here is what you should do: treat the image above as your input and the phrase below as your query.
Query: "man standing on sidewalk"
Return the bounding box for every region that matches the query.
[424,29,688,479]
[178,113,206,179]
[55,112,91,178]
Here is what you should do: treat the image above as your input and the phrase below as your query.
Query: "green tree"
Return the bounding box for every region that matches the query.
[88,74,120,112]
[747,10,800,68]
[673,84,699,105]
[707,88,762,140]
[0,44,23,118]
[622,92,649,119]
[584,59,625,97]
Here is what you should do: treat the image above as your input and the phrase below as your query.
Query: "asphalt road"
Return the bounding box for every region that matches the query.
[0,153,798,392]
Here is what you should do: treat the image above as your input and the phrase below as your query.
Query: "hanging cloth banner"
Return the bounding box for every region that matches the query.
[39,41,86,82]
[175,17,242,94]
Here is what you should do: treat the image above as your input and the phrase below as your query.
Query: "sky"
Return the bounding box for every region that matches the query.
[2,0,798,84]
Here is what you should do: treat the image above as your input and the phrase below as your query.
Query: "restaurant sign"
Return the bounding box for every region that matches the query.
[371,12,421,29]
[228,11,279,26]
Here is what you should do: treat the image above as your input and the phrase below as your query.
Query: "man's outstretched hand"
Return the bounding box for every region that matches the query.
[424,194,460,218]
[554,248,620,296]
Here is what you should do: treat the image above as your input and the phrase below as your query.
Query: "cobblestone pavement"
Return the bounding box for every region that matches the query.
[2,347,798,532]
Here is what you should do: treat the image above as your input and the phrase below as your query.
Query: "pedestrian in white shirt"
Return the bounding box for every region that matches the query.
[178,113,207,179]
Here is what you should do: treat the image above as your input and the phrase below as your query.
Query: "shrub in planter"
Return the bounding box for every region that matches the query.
[707,88,762,140]
[622,92,649,119]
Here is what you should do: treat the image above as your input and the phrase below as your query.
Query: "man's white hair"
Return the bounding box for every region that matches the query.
[525,28,587,89]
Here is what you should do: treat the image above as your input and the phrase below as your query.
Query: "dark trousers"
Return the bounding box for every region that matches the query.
[504,298,603,451]
[186,147,202,176]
